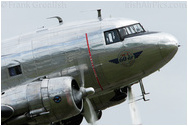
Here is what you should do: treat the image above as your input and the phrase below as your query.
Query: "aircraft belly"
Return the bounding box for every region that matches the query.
[90,90,126,111]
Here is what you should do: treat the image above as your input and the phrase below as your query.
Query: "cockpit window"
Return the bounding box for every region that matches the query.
[129,26,136,34]
[125,27,131,35]
[118,23,145,40]
[104,29,121,44]
[104,23,145,45]
[119,28,128,40]
[133,24,144,33]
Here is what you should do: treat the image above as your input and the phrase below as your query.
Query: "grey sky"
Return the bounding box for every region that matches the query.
[1,1,187,125]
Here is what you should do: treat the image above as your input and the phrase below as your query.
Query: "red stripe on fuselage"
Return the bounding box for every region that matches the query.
[85,33,103,91]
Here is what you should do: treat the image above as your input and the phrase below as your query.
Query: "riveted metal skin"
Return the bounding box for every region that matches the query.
[2,77,83,124]
[1,18,178,124]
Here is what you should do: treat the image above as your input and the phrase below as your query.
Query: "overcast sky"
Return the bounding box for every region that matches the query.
[1,1,187,125]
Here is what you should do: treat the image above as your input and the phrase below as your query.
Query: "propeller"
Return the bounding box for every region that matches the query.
[127,87,142,125]
[83,97,98,124]
[78,65,98,124]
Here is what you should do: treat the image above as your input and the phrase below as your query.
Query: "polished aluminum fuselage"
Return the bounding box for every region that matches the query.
[1,18,178,110]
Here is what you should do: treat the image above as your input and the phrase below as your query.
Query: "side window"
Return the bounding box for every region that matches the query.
[8,65,22,77]
[104,29,121,45]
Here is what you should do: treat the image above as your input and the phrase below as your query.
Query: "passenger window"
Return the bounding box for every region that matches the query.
[8,65,22,77]
[104,30,121,45]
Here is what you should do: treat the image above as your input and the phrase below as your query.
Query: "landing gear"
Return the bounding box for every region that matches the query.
[126,79,149,124]
[139,79,149,101]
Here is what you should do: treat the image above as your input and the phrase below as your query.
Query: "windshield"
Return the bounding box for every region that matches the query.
[118,23,145,40]
[104,23,145,45]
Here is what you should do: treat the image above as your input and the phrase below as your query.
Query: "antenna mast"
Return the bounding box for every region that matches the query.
[97,9,102,21]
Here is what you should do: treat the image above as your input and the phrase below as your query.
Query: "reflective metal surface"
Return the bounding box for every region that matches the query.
[2,77,82,124]
[1,18,178,124]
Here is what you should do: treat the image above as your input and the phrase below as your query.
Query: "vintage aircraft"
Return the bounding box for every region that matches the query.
[1,10,179,125]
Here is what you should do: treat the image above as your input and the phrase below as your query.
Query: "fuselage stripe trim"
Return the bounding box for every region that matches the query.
[85,33,103,91]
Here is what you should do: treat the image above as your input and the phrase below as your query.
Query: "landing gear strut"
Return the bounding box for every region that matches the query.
[139,80,149,101]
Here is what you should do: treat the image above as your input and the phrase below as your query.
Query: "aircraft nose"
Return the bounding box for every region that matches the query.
[158,33,178,60]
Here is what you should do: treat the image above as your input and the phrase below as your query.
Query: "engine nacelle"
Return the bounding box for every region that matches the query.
[1,77,83,124]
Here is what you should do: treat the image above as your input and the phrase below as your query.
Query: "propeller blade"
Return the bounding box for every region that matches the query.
[78,65,97,124]
[127,87,142,125]
[83,98,97,124]
[72,88,83,105]
[80,66,85,87]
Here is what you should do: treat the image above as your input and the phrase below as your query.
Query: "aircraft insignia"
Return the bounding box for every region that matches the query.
[109,51,143,67]
[53,96,62,103]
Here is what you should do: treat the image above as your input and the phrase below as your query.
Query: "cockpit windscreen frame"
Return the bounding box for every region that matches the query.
[104,23,145,45]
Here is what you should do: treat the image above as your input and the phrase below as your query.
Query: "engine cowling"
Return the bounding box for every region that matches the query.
[1,77,83,124]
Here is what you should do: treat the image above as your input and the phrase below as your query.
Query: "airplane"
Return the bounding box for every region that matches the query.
[1,10,179,125]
